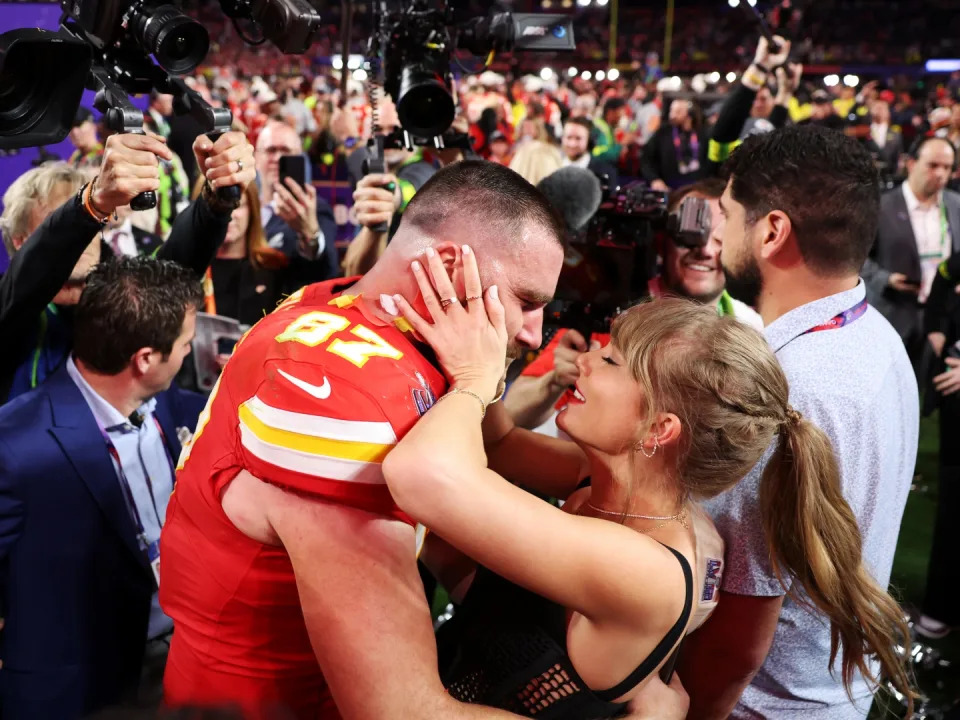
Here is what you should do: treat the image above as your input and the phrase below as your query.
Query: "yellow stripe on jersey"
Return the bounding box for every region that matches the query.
[238,403,394,463]
[328,294,359,308]
[238,422,389,484]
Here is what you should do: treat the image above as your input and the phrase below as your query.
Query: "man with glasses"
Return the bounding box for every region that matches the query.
[255,120,339,286]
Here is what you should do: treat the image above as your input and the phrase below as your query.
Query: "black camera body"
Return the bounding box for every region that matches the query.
[367,0,575,143]
[548,182,713,339]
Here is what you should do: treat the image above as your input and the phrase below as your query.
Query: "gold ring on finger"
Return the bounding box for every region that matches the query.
[466,295,482,302]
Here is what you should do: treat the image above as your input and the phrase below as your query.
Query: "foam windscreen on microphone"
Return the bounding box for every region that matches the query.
[536,166,602,233]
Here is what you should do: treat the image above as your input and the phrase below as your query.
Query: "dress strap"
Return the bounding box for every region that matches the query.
[592,544,694,701]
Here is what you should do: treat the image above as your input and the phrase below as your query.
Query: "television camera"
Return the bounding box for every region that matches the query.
[546,181,714,340]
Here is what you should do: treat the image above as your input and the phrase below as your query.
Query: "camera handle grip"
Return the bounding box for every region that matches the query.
[205,130,243,206]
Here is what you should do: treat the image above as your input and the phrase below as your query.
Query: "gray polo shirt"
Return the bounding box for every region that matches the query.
[702,279,918,719]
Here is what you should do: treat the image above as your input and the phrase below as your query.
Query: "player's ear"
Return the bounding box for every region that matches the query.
[433,242,463,273]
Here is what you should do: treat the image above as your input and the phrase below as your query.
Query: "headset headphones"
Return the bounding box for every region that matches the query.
[908,135,960,173]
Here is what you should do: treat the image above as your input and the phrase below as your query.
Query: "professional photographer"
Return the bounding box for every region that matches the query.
[505,178,762,433]
[0,130,255,404]
[705,36,798,174]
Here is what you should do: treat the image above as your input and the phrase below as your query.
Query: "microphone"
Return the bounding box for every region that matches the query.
[536,166,602,233]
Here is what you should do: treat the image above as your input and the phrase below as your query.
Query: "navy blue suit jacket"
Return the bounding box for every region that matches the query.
[0,367,204,719]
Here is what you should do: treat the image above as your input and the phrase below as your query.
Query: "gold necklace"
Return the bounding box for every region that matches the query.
[585,502,690,533]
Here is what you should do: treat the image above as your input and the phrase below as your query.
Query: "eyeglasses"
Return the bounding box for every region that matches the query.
[258,146,299,157]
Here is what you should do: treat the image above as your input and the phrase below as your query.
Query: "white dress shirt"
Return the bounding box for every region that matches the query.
[903,182,951,302]
[870,123,889,149]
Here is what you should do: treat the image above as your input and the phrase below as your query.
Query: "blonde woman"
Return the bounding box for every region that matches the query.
[509,140,564,186]
[383,248,916,719]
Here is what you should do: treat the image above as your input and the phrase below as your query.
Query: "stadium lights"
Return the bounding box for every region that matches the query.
[561,0,573,8]
[353,68,367,82]
[540,67,554,81]
[824,74,840,87]
[608,68,620,81]
[926,59,960,72]
[576,0,591,6]
[596,70,606,81]
[843,74,860,87]
[747,0,757,5]
[708,71,721,83]
[347,56,362,70]
[597,0,609,5]
[541,0,552,7]
[582,70,592,80]
[728,0,740,7]
[726,71,737,82]
[568,66,578,77]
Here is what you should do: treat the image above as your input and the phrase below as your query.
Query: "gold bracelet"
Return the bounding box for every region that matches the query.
[435,387,487,419]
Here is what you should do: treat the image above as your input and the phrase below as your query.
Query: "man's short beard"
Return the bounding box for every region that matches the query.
[722,246,764,309]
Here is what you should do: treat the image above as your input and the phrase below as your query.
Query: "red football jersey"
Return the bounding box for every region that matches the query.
[160,278,447,719]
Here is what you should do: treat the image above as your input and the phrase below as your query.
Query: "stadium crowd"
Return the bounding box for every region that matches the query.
[2,2,960,719]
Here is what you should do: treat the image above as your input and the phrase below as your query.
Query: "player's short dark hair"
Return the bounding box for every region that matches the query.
[565,117,594,133]
[724,124,880,275]
[74,256,204,375]
[402,160,565,248]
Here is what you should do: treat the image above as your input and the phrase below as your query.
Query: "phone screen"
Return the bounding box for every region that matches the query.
[278,154,308,188]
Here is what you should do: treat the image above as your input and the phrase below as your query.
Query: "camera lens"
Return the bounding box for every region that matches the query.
[0,37,54,134]
[396,65,455,138]
[132,5,209,75]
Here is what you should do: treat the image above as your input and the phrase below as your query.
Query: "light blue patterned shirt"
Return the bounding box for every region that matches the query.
[702,280,919,719]
[66,356,175,640]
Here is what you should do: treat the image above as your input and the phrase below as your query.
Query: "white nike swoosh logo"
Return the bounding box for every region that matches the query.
[267,232,286,248]
[278,369,331,400]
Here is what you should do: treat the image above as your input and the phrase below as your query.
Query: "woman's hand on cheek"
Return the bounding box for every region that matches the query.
[392,245,507,403]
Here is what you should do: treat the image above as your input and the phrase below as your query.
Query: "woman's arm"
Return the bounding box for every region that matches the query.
[383,247,683,623]
[483,401,588,500]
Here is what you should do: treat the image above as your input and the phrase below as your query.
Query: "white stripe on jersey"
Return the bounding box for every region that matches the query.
[243,395,398,445]
[238,420,389,484]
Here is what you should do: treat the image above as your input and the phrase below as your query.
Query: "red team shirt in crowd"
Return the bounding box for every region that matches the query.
[160,278,447,719]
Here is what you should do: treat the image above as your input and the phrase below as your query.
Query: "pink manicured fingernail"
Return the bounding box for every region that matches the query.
[425,247,435,258]
[462,244,472,255]
[379,294,398,316]
[412,260,422,272]
[490,285,499,300]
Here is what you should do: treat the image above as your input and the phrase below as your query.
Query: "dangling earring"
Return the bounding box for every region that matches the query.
[638,435,660,459]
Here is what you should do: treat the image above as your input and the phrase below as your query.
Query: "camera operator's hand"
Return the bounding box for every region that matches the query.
[549,330,589,391]
[195,131,256,190]
[624,674,689,720]
[91,133,173,216]
[775,63,804,104]
[753,35,791,72]
[275,177,320,241]
[888,272,920,295]
[650,179,670,193]
[353,173,402,230]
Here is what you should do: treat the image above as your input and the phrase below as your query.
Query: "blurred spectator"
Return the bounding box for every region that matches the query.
[281,79,318,138]
[642,99,705,190]
[197,180,292,327]
[487,131,513,166]
[864,136,960,371]
[69,106,103,169]
[560,117,618,186]
[254,120,339,283]
[0,256,205,719]
[945,104,960,153]
[591,97,631,166]
[864,100,904,179]
[509,140,564,187]
[803,90,845,131]
[102,204,164,259]
[144,92,174,140]
[919,251,960,640]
